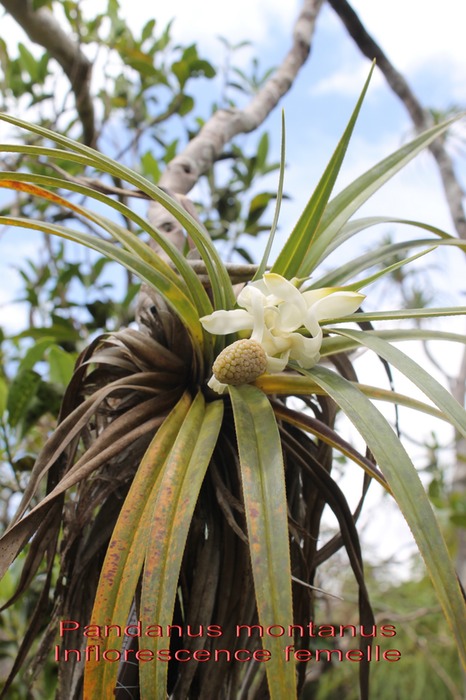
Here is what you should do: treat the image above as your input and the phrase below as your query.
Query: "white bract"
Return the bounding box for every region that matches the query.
[200,273,365,381]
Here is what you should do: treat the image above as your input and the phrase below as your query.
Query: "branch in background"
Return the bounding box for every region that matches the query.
[148,0,325,244]
[44,162,151,199]
[327,0,466,240]
[0,0,96,147]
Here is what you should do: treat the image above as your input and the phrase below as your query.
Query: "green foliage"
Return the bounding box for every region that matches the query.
[202,135,281,262]
[312,574,463,700]
[429,461,466,529]
[0,555,58,699]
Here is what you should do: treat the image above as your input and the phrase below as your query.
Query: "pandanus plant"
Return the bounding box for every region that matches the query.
[0,69,466,700]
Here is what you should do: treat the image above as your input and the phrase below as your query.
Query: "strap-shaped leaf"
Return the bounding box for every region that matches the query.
[0,216,206,356]
[306,364,466,670]
[0,170,213,319]
[296,115,461,276]
[83,393,192,697]
[0,177,186,289]
[321,328,466,357]
[331,328,466,440]
[313,224,452,288]
[139,392,224,698]
[341,245,437,292]
[0,392,177,580]
[271,64,375,279]
[254,111,286,280]
[256,372,449,426]
[229,384,296,700]
[0,112,236,313]
[324,309,466,325]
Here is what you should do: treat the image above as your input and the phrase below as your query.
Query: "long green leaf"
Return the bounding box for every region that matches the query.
[0,112,236,312]
[314,229,459,289]
[84,393,192,698]
[254,111,286,280]
[140,393,223,699]
[229,384,296,700]
[342,246,437,292]
[298,115,461,275]
[0,176,188,291]
[318,240,437,288]
[255,373,448,424]
[324,307,466,324]
[0,171,212,318]
[271,63,376,278]
[0,216,206,356]
[329,328,466,439]
[321,328,466,356]
[306,365,466,669]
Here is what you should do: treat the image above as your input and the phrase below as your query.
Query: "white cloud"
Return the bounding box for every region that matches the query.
[350,0,466,74]
[312,62,384,97]
[94,0,299,53]
[312,0,466,103]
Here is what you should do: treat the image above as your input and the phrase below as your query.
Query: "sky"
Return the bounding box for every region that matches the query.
[1,0,466,578]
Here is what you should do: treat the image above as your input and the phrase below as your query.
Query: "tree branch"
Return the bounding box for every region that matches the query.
[0,0,96,147]
[147,0,325,244]
[327,0,466,240]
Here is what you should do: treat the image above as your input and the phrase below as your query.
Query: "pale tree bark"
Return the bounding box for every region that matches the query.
[0,0,96,146]
[147,0,326,248]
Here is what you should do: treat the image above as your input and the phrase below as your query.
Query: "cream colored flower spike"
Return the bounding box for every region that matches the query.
[200,273,365,391]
